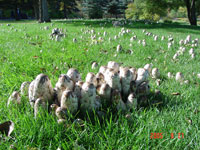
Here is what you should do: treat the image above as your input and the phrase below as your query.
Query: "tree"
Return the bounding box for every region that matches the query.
[125,3,138,19]
[38,0,50,22]
[185,0,197,25]
[126,0,167,21]
[126,0,198,25]
[82,0,104,18]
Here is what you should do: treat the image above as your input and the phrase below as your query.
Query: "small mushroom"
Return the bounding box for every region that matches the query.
[85,72,98,87]
[67,68,81,83]
[20,81,30,96]
[116,44,122,52]
[107,61,120,72]
[175,72,184,81]
[60,90,78,115]
[126,93,137,111]
[7,91,21,107]
[91,62,98,69]
[152,68,160,79]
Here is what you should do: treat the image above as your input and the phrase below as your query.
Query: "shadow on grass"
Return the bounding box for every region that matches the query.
[56,19,200,35]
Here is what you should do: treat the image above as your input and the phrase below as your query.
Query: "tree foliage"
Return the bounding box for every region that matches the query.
[125,0,199,25]
[125,0,167,21]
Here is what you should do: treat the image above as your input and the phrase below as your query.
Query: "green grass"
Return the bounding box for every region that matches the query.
[0,19,200,149]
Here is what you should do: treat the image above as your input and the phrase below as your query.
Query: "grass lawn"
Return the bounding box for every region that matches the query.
[0,19,200,149]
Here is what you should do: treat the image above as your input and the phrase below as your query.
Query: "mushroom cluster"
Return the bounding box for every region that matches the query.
[50,28,66,41]
[8,61,155,122]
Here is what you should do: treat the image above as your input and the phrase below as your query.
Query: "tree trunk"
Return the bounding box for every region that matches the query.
[185,0,197,26]
[38,0,50,23]
[33,0,39,20]
[64,3,67,19]
[14,4,20,20]
[38,0,43,22]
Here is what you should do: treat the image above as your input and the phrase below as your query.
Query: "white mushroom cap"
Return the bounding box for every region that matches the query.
[73,81,84,99]
[107,61,120,72]
[152,68,160,79]
[81,82,96,98]
[197,74,200,79]
[85,72,98,87]
[97,83,111,101]
[189,48,194,55]
[34,98,48,118]
[91,62,98,69]
[20,81,30,96]
[29,80,35,107]
[55,107,67,119]
[144,64,153,75]
[7,91,21,107]
[129,67,137,81]
[120,67,133,98]
[106,70,121,92]
[67,68,81,83]
[175,72,184,81]
[32,74,54,105]
[137,68,148,77]
[60,90,78,114]
[55,74,74,91]
[167,72,173,78]
[99,66,107,75]
[126,93,137,111]
[116,44,122,52]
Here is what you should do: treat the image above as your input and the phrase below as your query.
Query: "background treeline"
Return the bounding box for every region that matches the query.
[0,0,199,25]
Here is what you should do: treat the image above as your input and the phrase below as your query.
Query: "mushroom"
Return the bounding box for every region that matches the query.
[28,80,35,107]
[129,67,137,81]
[55,107,67,120]
[73,38,77,43]
[167,72,173,78]
[96,83,111,104]
[60,90,78,115]
[73,81,84,99]
[7,91,21,107]
[144,63,153,75]
[30,74,54,106]
[34,98,48,118]
[119,67,133,100]
[20,81,30,96]
[136,68,149,86]
[105,69,121,92]
[107,61,120,73]
[67,68,81,83]
[91,62,98,69]
[50,104,59,116]
[111,90,126,112]
[80,82,96,113]
[136,81,150,96]
[116,44,122,52]
[96,72,105,86]
[197,73,200,79]
[99,66,108,76]
[175,72,184,81]
[85,72,98,87]
[126,93,137,111]
[55,74,74,104]
[152,68,160,79]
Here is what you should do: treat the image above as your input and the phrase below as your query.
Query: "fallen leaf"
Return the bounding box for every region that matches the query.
[33,56,39,58]
[0,121,14,136]
[171,92,181,95]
